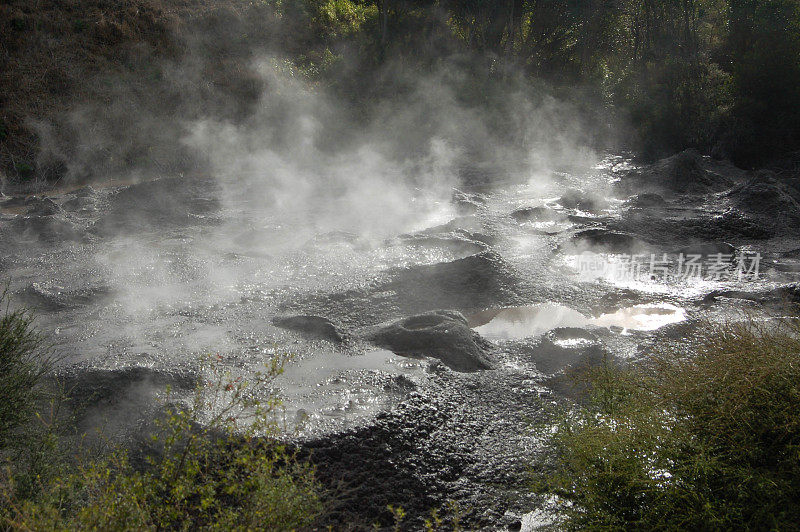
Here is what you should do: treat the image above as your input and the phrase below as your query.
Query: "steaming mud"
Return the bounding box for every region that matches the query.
[273,349,427,437]
[1,149,798,528]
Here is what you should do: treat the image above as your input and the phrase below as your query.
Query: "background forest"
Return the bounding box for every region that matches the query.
[1,0,799,187]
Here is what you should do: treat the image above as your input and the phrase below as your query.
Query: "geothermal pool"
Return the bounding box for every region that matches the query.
[1,150,797,527]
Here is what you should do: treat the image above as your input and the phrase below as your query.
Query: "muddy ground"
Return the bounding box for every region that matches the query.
[1,150,799,529]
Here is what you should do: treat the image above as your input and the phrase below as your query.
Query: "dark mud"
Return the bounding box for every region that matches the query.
[1,153,798,530]
[363,310,495,372]
[272,314,345,344]
[614,149,744,196]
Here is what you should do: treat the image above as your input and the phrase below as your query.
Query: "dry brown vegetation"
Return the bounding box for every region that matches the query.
[0,0,292,187]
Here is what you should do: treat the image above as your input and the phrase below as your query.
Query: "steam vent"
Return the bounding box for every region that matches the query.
[2,1,799,529]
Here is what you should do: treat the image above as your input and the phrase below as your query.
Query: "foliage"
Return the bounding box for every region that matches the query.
[0,353,322,531]
[422,501,462,532]
[614,59,734,160]
[0,289,66,508]
[314,0,800,164]
[315,0,376,38]
[534,319,800,530]
[12,163,34,182]
[0,289,52,450]
[3,0,799,180]
[724,0,800,165]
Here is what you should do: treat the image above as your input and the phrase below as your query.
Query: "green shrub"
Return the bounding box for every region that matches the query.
[0,289,63,505]
[315,0,375,38]
[610,58,733,160]
[13,163,34,182]
[0,290,52,450]
[535,318,800,530]
[1,353,322,530]
[9,18,27,32]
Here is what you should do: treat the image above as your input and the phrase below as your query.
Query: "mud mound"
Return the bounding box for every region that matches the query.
[511,206,565,223]
[62,196,97,213]
[675,241,736,257]
[398,233,487,257]
[703,283,800,305]
[451,189,484,215]
[63,188,99,212]
[410,216,496,246]
[72,186,96,198]
[558,188,608,212]
[302,415,441,528]
[24,197,62,216]
[276,252,520,329]
[385,251,520,314]
[617,149,738,195]
[20,282,114,311]
[728,171,800,225]
[625,193,666,208]
[59,366,197,404]
[272,314,344,343]
[0,196,26,211]
[363,310,494,372]
[304,230,365,248]
[513,327,604,374]
[2,212,81,243]
[611,206,773,244]
[55,366,198,435]
[1,196,79,242]
[301,372,544,530]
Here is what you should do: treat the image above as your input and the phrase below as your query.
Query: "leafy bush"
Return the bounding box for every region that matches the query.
[615,59,733,160]
[535,318,800,530]
[9,17,26,32]
[315,0,375,38]
[1,349,322,530]
[12,163,34,182]
[0,289,52,450]
[725,0,800,165]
